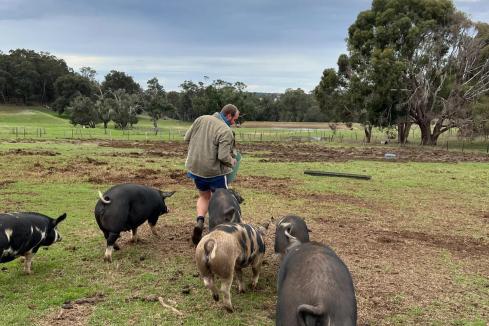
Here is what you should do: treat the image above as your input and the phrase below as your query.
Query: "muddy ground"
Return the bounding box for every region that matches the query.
[95,140,489,163]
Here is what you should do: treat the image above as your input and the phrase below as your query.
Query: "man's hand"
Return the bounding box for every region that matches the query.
[231,158,237,167]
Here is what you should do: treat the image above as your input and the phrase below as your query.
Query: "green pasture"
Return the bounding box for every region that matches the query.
[1,105,488,152]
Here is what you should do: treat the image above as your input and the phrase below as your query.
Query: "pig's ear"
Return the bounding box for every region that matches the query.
[54,213,67,226]
[160,191,175,198]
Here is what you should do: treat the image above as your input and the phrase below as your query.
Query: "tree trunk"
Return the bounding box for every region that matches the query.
[364,124,372,143]
[41,80,46,105]
[418,120,437,145]
[397,122,411,144]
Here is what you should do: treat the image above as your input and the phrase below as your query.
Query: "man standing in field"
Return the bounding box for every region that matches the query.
[184,104,240,245]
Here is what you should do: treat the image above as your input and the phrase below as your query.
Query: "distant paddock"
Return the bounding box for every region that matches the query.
[240,121,353,130]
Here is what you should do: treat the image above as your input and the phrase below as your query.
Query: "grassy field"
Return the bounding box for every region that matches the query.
[1,105,488,152]
[0,106,488,325]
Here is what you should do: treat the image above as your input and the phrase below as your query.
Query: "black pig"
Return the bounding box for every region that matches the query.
[274,215,310,258]
[208,188,244,231]
[276,240,357,326]
[94,183,174,262]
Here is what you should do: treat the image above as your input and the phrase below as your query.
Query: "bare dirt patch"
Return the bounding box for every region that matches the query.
[96,140,489,163]
[240,121,352,129]
[308,216,489,324]
[376,229,489,256]
[116,222,196,259]
[5,148,60,156]
[38,293,105,326]
[0,180,15,188]
[27,157,191,189]
[98,140,188,159]
[240,143,489,163]
[233,175,298,196]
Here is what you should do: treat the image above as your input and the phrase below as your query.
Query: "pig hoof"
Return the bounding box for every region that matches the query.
[213,294,219,301]
[113,244,120,251]
[104,256,112,263]
[239,288,246,294]
[224,305,233,313]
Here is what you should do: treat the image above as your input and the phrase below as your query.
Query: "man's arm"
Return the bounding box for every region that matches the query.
[217,131,235,167]
[184,123,195,142]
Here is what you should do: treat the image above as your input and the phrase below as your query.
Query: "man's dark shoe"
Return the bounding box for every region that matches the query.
[192,218,204,245]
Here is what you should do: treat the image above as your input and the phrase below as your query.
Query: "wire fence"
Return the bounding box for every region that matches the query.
[2,125,489,153]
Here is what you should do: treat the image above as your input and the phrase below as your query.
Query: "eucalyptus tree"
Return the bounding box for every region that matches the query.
[142,77,175,133]
[53,73,94,114]
[101,70,141,95]
[346,0,457,144]
[110,89,139,129]
[67,95,99,128]
[94,90,115,133]
[404,17,489,144]
[277,88,317,122]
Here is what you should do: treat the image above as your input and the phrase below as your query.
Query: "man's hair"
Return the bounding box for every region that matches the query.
[221,104,239,117]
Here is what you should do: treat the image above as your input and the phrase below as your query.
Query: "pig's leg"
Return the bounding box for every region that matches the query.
[104,232,119,262]
[23,251,33,274]
[203,275,219,302]
[103,230,119,250]
[220,275,234,312]
[130,228,138,243]
[251,255,264,289]
[148,215,159,237]
[235,267,245,293]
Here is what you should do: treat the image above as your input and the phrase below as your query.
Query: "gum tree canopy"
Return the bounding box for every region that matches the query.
[347,0,489,145]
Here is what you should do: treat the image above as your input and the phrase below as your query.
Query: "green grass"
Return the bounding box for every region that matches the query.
[0,107,488,325]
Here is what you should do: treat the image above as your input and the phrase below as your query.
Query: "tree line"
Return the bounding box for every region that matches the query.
[0,50,323,132]
[1,0,488,144]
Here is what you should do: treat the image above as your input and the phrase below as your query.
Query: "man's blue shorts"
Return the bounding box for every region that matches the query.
[187,172,228,192]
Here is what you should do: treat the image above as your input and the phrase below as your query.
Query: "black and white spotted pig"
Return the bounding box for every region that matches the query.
[94,183,175,262]
[0,212,67,274]
[276,233,357,325]
[274,215,310,258]
[208,188,244,231]
[195,223,266,312]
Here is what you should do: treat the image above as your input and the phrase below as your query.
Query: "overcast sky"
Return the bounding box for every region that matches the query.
[1,0,487,93]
